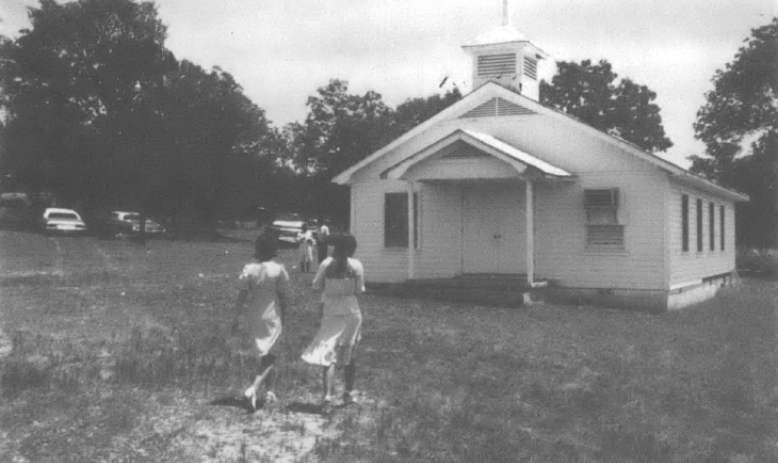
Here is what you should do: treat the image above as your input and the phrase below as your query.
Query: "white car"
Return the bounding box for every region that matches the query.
[268,213,317,245]
[111,211,166,235]
[40,208,87,234]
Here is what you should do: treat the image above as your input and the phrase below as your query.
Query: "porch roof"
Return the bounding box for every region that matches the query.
[381,129,573,181]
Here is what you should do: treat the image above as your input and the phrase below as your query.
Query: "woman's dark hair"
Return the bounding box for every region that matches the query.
[326,234,357,278]
[255,235,278,262]
[301,223,308,232]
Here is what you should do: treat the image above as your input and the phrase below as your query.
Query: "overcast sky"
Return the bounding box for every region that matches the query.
[2,0,776,167]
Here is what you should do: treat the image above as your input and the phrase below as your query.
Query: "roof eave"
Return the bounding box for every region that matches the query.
[332,84,504,185]
[671,173,750,202]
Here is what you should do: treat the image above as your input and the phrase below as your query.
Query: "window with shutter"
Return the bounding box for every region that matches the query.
[384,192,419,248]
[584,189,623,249]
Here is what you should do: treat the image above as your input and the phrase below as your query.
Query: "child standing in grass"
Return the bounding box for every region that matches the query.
[301,234,365,413]
[233,235,290,411]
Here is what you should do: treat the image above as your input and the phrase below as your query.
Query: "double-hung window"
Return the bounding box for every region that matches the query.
[697,198,703,252]
[681,194,689,252]
[720,205,725,251]
[584,189,623,249]
[709,202,715,251]
[384,192,419,248]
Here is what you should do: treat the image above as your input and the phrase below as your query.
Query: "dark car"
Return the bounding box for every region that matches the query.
[87,210,134,239]
[0,193,33,230]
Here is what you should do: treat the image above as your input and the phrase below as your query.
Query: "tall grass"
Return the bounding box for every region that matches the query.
[311,280,778,463]
[2,237,776,462]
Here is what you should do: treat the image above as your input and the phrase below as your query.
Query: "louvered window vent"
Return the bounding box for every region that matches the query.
[584,189,619,209]
[477,53,516,78]
[460,98,535,118]
[523,56,538,80]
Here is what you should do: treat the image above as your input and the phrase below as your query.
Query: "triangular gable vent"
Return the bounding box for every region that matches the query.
[460,98,535,118]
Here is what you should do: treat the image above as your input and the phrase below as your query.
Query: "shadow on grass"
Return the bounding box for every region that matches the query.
[209,395,257,413]
[286,401,327,416]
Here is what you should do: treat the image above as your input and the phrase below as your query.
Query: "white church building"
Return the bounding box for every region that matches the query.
[332,13,748,311]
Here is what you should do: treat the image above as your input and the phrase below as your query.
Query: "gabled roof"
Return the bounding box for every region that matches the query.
[461,25,549,59]
[463,25,529,47]
[333,82,748,202]
[382,128,572,180]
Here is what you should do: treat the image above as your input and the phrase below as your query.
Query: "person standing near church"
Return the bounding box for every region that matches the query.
[297,223,314,273]
[317,219,330,265]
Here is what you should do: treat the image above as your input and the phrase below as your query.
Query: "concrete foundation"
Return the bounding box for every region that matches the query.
[546,272,738,312]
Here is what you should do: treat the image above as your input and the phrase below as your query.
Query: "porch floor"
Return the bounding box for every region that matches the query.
[367,274,547,307]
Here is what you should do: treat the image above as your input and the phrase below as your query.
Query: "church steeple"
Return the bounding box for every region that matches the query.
[462,1,548,100]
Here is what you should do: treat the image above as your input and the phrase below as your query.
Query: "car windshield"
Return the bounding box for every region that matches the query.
[124,214,140,221]
[48,212,79,220]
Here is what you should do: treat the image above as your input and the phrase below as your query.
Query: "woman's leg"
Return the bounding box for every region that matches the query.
[344,359,356,394]
[322,364,335,400]
[343,359,356,404]
[246,354,276,409]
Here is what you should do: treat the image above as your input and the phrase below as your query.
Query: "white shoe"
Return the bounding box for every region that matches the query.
[321,396,333,415]
[244,386,257,411]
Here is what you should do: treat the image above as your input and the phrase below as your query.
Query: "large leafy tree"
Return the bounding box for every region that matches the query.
[287,79,393,179]
[1,0,174,204]
[387,88,462,142]
[690,18,778,247]
[285,80,462,223]
[158,61,275,231]
[283,79,392,223]
[540,59,673,153]
[1,0,277,233]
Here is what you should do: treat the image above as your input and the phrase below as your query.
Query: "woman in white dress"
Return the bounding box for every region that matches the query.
[301,234,364,412]
[297,223,315,273]
[233,236,290,411]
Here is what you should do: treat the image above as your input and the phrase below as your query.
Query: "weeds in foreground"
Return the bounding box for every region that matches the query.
[310,280,778,463]
[2,238,776,462]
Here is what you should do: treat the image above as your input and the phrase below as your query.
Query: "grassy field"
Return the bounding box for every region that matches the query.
[0,230,776,462]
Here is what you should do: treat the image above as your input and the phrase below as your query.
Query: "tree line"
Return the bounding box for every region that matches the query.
[1,0,773,246]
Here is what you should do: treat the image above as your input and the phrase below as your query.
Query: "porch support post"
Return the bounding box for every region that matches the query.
[407,180,416,280]
[525,179,534,286]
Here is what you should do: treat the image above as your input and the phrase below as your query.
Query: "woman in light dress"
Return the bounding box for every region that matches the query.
[233,235,290,411]
[297,223,315,273]
[301,234,364,413]
[316,219,330,264]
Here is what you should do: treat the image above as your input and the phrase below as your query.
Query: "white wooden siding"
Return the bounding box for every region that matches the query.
[351,180,462,282]
[666,181,736,287]
[348,98,734,290]
[351,181,408,282]
[534,171,667,290]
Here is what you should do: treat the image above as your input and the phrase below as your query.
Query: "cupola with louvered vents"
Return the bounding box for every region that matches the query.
[461,2,548,100]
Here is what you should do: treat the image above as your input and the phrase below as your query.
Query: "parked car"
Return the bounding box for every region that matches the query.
[40,207,87,234]
[0,192,33,230]
[110,211,166,235]
[85,209,133,239]
[268,213,317,245]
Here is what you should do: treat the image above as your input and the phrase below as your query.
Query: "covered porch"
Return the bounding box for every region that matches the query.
[381,128,573,288]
